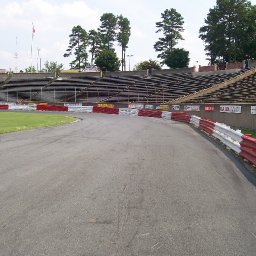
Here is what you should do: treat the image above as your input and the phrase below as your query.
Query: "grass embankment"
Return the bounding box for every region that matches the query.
[0,112,76,134]
[242,128,256,138]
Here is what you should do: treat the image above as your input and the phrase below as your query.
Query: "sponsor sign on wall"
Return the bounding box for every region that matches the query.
[205,105,214,112]
[97,103,114,108]
[64,103,82,107]
[184,105,200,111]
[156,104,169,111]
[145,104,154,109]
[128,103,144,110]
[172,105,180,111]
[220,105,241,113]
[251,106,256,114]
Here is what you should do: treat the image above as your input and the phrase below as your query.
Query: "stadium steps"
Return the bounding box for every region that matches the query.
[168,68,256,104]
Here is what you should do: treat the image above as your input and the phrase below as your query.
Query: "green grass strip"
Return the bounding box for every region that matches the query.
[0,112,76,134]
[242,128,256,138]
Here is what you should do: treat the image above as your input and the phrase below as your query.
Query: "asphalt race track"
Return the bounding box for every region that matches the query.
[0,113,256,256]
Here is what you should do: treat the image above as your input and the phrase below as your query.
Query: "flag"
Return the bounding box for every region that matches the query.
[32,23,35,40]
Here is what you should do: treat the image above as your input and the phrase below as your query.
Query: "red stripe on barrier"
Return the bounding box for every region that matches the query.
[171,112,191,123]
[240,135,256,165]
[199,119,215,135]
[138,109,162,118]
[0,105,9,110]
[36,105,68,111]
[93,106,119,114]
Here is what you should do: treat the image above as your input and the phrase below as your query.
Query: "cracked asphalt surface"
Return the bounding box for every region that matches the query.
[0,113,256,256]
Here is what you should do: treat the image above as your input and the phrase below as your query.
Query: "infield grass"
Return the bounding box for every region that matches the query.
[0,112,76,134]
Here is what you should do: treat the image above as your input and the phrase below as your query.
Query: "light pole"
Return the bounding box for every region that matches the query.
[127,54,133,71]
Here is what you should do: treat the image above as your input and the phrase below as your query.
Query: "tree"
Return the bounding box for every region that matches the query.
[98,13,117,50]
[154,8,184,60]
[95,49,120,72]
[134,59,161,71]
[25,66,36,73]
[43,61,64,74]
[64,25,88,70]
[88,29,102,65]
[117,15,131,71]
[164,48,190,69]
[199,0,253,64]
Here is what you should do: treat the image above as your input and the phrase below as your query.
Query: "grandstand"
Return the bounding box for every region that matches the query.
[0,68,247,104]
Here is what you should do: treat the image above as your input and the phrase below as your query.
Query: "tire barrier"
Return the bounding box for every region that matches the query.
[191,115,256,166]
[0,105,9,110]
[81,106,93,113]
[161,111,172,120]
[240,135,256,166]
[212,123,242,154]
[138,109,162,118]
[36,105,68,112]
[92,106,119,115]
[190,115,201,128]
[119,108,131,116]
[171,112,191,123]
[130,109,139,116]
[199,119,215,135]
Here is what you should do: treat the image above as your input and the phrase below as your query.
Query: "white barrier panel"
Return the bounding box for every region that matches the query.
[80,106,93,113]
[213,130,241,154]
[214,122,243,143]
[8,104,33,110]
[68,106,83,112]
[161,111,172,120]
[130,109,139,116]
[27,105,37,111]
[119,108,131,116]
[190,115,201,128]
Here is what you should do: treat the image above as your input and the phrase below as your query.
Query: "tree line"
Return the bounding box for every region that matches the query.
[24,0,256,73]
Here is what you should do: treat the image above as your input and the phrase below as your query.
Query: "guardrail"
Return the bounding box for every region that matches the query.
[190,115,256,166]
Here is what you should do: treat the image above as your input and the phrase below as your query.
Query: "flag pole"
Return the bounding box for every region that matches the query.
[31,23,35,68]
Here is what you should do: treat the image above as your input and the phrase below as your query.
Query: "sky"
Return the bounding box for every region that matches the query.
[1,0,256,72]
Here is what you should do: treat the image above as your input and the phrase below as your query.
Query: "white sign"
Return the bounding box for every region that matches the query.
[251,106,256,114]
[172,105,180,111]
[128,103,144,110]
[184,105,200,111]
[145,105,154,109]
[220,105,241,113]
[64,103,82,107]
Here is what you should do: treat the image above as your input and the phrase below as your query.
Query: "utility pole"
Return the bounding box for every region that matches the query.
[127,54,133,71]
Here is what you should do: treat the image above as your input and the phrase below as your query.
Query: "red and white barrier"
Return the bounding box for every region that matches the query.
[240,135,256,166]
[92,106,119,115]
[190,115,201,128]
[212,123,242,154]
[161,111,172,120]
[81,106,93,113]
[119,108,132,116]
[0,104,8,110]
[171,112,191,123]
[199,118,215,135]
[138,109,162,118]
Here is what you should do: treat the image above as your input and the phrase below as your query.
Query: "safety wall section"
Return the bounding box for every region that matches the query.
[190,115,256,166]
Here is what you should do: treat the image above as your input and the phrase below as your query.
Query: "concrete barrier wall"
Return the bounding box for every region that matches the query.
[170,104,256,130]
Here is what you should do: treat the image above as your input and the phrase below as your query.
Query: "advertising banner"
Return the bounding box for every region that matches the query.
[220,105,241,113]
[184,105,200,111]
[251,106,256,114]
[128,103,144,110]
[172,105,180,111]
[205,105,214,112]
[145,105,154,109]
[96,103,114,108]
